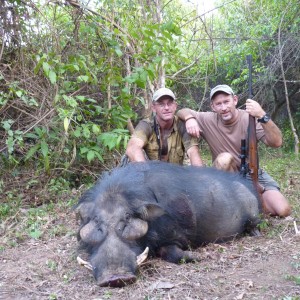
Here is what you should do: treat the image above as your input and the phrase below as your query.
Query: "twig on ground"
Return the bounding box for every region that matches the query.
[293,221,299,235]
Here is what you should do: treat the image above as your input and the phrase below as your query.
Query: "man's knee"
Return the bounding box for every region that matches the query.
[262,190,291,217]
[280,205,292,217]
[213,152,237,172]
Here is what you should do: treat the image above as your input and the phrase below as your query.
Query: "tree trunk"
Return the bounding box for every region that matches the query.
[278,8,299,157]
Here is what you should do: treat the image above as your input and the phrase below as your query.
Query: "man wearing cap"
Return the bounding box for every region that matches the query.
[125,87,203,166]
[177,84,291,217]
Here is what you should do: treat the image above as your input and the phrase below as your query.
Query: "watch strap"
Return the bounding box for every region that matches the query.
[257,113,270,123]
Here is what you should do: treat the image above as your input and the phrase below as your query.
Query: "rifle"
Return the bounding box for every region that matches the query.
[153,115,162,160]
[245,55,266,210]
[239,139,247,177]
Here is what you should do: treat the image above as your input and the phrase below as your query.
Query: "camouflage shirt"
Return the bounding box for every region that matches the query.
[131,116,199,164]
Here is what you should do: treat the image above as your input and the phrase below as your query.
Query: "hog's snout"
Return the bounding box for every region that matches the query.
[98,273,137,287]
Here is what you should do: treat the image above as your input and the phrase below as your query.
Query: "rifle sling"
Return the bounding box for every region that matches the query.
[154,116,162,160]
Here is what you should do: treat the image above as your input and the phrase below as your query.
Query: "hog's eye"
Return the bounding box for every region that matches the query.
[93,216,100,223]
[125,213,131,222]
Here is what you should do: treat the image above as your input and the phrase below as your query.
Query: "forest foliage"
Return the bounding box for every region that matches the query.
[0,0,299,181]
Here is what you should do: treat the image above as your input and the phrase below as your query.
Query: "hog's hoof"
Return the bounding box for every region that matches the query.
[98,274,137,287]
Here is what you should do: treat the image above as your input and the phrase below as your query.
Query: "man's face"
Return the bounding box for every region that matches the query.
[210,93,238,124]
[152,96,177,122]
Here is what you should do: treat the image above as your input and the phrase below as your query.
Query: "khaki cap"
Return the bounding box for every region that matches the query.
[210,85,234,100]
[152,88,175,102]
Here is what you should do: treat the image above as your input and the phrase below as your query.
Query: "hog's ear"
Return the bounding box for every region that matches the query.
[122,219,148,240]
[74,201,95,223]
[137,203,165,221]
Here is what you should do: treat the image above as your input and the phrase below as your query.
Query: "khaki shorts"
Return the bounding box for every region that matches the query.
[245,169,280,191]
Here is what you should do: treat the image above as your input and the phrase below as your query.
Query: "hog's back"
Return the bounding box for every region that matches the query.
[141,162,261,244]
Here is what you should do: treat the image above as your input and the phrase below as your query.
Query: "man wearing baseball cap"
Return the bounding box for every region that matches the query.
[177,84,291,217]
[125,87,203,166]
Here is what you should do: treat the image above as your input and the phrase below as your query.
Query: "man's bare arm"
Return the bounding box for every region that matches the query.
[125,137,147,162]
[259,121,282,147]
[177,108,195,120]
[245,99,282,148]
[177,108,201,138]
[187,146,204,166]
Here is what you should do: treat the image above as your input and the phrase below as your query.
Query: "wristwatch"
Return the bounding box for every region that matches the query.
[257,113,271,124]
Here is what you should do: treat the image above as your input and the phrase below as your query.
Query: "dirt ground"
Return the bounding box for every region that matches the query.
[1,168,300,300]
[1,209,300,300]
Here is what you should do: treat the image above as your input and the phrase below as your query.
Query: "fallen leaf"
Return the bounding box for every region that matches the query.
[150,280,174,290]
[236,292,245,299]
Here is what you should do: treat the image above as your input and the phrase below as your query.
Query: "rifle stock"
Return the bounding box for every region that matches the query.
[246,55,266,211]
[248,115,259,183]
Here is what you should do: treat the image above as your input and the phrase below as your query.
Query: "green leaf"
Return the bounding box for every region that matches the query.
[2,120,13,131]
[42,62,50,75]
[123,135,129,148]
[40,140,49,157]
[87,98,97,103]
[28,97,39,107]
[136,78,146,88]
[94,151,104,162]
[6,136,14,154]
[114,47,123,57]
[24,133,38,139]
[15,90,23,97]
[92,124,100,134]
[73,128,81,138]
[80,146,89,154]
[87,150,95,162]
[44,155,50,172]
[116,135,122,148]
[77,75,89,83]
[34,55,46,74]
[64,117,69,133]
[64,64,79,72]
[49,70,57,84]
[99,133,116,150]
[29,227,42,239]
[76,96,85,101]
[25,144,40,161]
[83,126,90,138]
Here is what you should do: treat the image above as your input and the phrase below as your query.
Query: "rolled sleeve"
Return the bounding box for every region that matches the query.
[132,120,152,144]
[178,119,199,151]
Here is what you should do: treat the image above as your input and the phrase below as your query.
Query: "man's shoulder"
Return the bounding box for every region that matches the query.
[138,117,152,124]
[133,117,154,139]
[135,117,154,128]
[173,115,182,124]
[195,111,217,121]
[237,109,249,121]
[237,109,247,115]
[173,116,186,131]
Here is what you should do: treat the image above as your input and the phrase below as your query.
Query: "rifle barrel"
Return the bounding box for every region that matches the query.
[246,55,253,99]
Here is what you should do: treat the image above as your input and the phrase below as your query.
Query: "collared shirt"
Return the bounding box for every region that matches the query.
[132,116,199,164]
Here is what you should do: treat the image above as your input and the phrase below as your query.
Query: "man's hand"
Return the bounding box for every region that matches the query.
[245,99,283,148]
[186,118,201,138]
[245,99,265,118]
[125,137,147,162]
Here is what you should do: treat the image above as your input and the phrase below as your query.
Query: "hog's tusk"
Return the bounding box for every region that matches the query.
[77,256,93,270]
[136,247,149,265]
